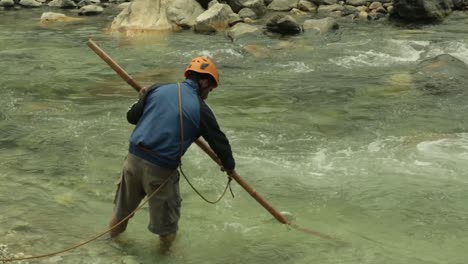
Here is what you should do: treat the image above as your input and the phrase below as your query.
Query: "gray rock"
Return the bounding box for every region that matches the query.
[228,13,243,26]
[303,17,339,33]
[346,0,369,6]
[244,0,267,16]
[391,0,454,21]
[227,22,259,41]
[111,0,174,31]
[78,4,103,15]
[317,3,343,15]
[375,6,387,13]
[238,7,256,19]
[48,0,77,9]
[0,0,15,7]
[412,54,468,95]
[289,7,307,15]
[19,0,42,7]
[225,0,266,16]
[267,0,299,11]
[342,4,358,15]
[167,0,204,28]
[368,9,386,19]
[194,3,235,33]
[321,0,338,5]
[117,2,130,9]
[266,14,302,35]
[298,0,317,12]
[40,11,83,23]
[369,1,382,10]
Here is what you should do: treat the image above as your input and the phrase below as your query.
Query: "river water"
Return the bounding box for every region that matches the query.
[1,7,468,264]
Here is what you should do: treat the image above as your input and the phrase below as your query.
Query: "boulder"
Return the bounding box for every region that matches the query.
[298,0,317,12]
[267,0,299,11]
[303,17,339,33]
[225,0,266,16]
[40,12,83,23]
[238,8,257,19]
[391,0,454,21]
[167,0,204,29]
[194,3,235,33]
[78,4,103,15]
[241,44,271,58]
[346,0,370,6]
[317,3,344,15]
[19,0,42,7]
[266,14,301,35]
[0,0,15,7]
[227,22,260,41]
[111,0,173,31]
[48,0,77,9]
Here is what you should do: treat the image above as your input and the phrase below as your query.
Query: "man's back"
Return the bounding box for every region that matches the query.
[129,80,202,169]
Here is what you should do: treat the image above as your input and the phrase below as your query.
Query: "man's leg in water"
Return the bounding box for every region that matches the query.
[159,233,177,252]
[109,215,129,237]
[110,154,145,238]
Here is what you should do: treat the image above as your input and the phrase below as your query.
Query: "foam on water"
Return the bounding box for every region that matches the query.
[416,133,468,161]
[423,40,468,64]
[329,39,428,68]
[182,48,243,60]
[276,61,314,73]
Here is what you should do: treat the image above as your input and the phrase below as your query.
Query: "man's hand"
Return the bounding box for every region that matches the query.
[221,167,236,178]
[138,87,147,97]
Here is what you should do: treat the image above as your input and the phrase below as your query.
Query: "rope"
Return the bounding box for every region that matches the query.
[180,166,234,204]
[0,175,172,263]
[177,82,233,204]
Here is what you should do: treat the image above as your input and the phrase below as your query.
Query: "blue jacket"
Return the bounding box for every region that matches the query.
[127,79,235,170]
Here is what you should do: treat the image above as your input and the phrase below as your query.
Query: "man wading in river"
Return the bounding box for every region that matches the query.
[108,57,236,251]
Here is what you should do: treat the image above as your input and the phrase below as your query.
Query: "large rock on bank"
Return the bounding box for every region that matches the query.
[111,0,174,31]
[391,0,454,21]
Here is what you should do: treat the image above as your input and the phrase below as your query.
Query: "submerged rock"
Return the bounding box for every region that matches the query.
[412,54,468,95]
[40,12,83,23]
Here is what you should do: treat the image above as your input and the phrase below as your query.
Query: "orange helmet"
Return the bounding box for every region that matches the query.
[184,57,219,88]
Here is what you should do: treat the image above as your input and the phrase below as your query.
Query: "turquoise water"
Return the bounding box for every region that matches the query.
[1,8,468,264]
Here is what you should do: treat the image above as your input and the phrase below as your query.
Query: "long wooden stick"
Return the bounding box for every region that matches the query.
[87,39,289,225]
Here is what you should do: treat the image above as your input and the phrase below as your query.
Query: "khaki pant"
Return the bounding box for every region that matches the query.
[113,153,181,235]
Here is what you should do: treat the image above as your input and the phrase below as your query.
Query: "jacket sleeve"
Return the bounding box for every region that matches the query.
[199,100,236,171]
[127,96,145,124]
[126,83,165,125]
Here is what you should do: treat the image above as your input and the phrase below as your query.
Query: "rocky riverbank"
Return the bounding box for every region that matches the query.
[2,0,468,39]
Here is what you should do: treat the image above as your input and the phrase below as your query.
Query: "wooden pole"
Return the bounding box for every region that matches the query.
[87,39,289,225]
